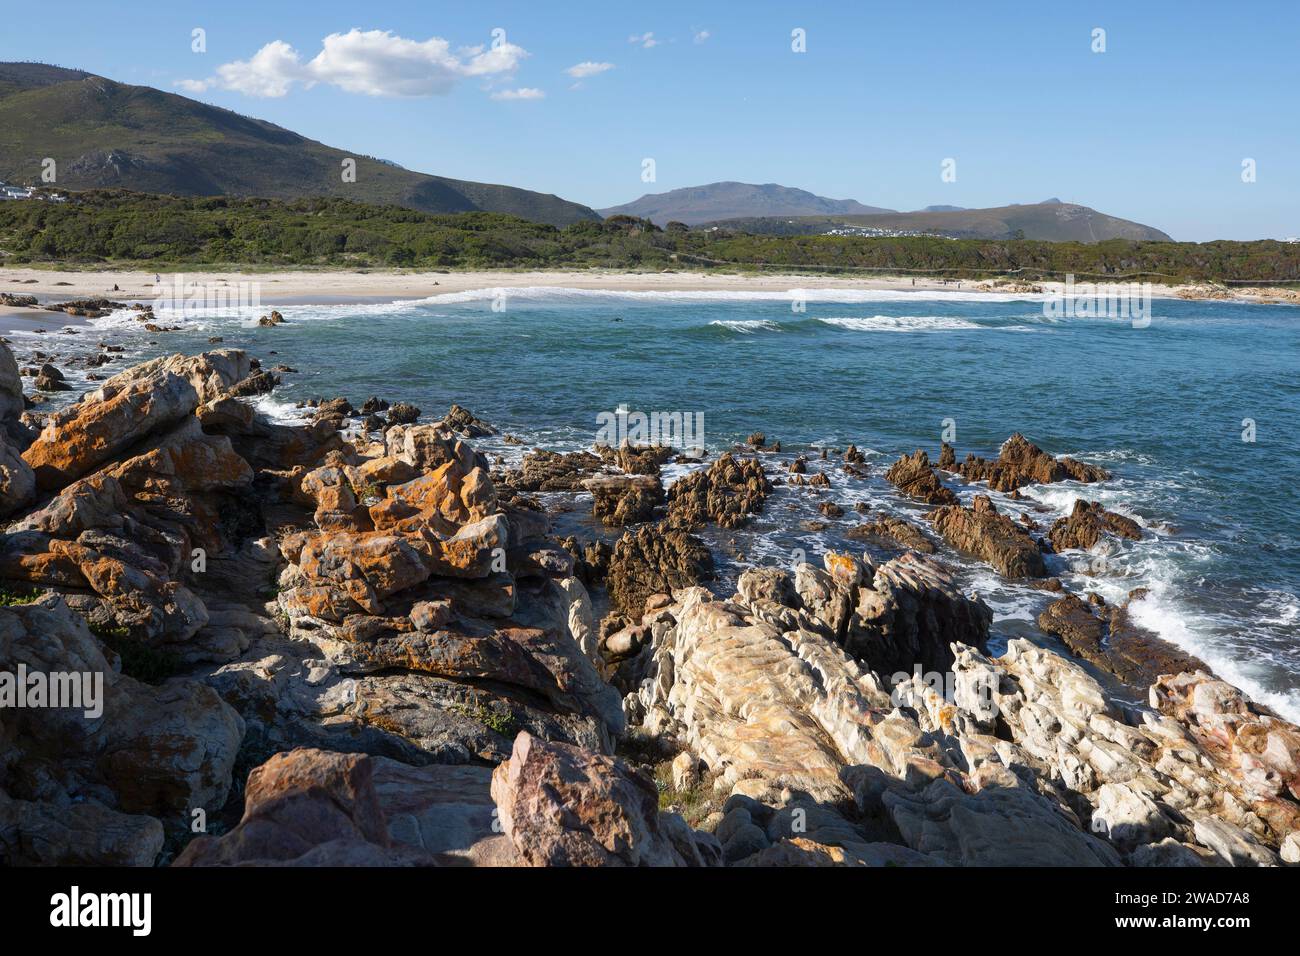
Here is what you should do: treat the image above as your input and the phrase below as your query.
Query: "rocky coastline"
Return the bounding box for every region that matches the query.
[1,339,1297,868]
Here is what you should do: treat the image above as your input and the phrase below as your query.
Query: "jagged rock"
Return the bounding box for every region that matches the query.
[22,371,199,490]
[1152,671,1300,808]
[500,449,606,494]
[583,474,664,527]
[386,402,420,426]
[21,349,251,491]
[845,516,936,554]
[441,404,494,437]
[1190,817,1278,866]
[847,552,992,677]
[1048,499,1142,551]
[927,495,1046,578]
[490,732,718,866]
[665,453,771,529]
[606,523,714,618]
[597,443,674,475]
[34,363,71,392]
[957,433,1109,491]
[884,450,958,506]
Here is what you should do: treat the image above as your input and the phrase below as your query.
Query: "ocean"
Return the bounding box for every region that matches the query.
[27,286,1300,719]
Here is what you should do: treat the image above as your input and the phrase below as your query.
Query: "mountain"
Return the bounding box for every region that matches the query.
[920,204,966,212]
[598,181,895,226]
[703,200,1173,242]
[0,62,598,227]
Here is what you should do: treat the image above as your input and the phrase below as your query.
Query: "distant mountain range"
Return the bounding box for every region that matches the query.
[0,62,599,227]
[599,182,894,226]
[604,182,1172,242]
[704,200,1173,242]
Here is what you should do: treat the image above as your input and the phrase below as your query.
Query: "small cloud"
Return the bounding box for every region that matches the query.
[175,78,213,93]
[628,32,659,48]
[565,61,614,79]
[693,30,711,44]
[491,87,545,100]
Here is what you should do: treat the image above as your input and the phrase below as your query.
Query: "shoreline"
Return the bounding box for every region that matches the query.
[5,266,1300,313]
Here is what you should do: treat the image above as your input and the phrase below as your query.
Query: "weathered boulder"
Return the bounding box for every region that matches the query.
[173,749,430,866]
[0,433,35,517]
[490,732,717,866]
[927,495,1047,578]
[1048,498,1143,552]
[884,450,958,506]
[22,371,199,490]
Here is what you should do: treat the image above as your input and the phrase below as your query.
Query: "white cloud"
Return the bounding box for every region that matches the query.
[490,87,545,100]
[565,61,614,79]
[693,30,711,44]
[215,40,307,97]
[628,32,659,48]
[178,29,529,98]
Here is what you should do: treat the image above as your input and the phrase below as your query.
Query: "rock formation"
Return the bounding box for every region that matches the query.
[927,495,1047,578]
[884,450,958,506]
[956,433,1109,491]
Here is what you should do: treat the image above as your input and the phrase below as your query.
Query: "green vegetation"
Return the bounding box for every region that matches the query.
[2,191,1299,283]
[653,759,723,830]
[456,692,518,738]
[90,622,180,685]
[0,584,42,606]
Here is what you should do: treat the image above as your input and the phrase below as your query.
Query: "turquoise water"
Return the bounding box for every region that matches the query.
[45,286,1300,718]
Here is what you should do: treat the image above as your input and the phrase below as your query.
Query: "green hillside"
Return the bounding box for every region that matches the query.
[0,62,599,227]
[1,190,1296,283]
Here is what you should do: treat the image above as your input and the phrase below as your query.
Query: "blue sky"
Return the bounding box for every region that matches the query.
[3,0,1298,240]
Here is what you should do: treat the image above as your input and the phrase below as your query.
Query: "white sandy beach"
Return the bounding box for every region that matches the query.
[2,268,1295,335]
[0,266,1028,303]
